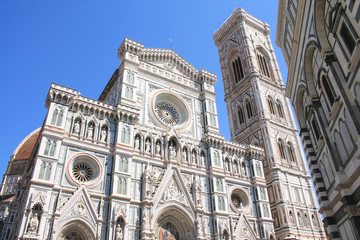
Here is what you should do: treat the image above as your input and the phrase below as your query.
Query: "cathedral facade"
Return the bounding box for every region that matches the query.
[0,8,325,240]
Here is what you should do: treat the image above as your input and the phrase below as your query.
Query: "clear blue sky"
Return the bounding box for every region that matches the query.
[0,0,287,176]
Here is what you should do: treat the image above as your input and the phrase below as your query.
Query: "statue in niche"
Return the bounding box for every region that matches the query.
[73,120,80,134]
[242,163,247,176]
[155,142,161,155]
[115,224,123,240]
[169,143,176,159]
[256,161,262,176]
[87,124,94,139]
[145,139,151,153]
[135,136,140,150]
[200,154,205,166]
[192,152,197,164]
[100,128,107,142]
[27,213,39,233]
[182,149,188,162]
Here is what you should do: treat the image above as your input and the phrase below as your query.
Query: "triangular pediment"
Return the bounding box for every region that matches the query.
[56,186,98,230]
[139,48,199,80]
[233,213,257,240]
[153,165,195,214]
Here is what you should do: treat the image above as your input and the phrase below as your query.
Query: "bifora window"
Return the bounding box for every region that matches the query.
[232,57,245,83]
[339,23,356,54]
[256,52,271,78]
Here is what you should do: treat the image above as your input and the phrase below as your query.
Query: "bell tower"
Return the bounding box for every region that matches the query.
[214,9,327,240]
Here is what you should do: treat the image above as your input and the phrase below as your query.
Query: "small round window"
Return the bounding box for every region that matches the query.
[229,188,250,212]
[67,153,103,187]
[72,162,93,182]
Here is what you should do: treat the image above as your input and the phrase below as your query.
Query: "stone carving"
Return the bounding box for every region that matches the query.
[144,140,151,153]
[155,142,161,155]
[100,128,107,142]
[163,177,184,202]
[169,143,176,159]
[135,136,140,150]
[87,124,94,139]
[143,167,153,199]
[200,153,205,166]
[115,224,123,240]
[27,213,39,233]
[182,149,188,162]
[74,120,80,135]
[192,152,197,164]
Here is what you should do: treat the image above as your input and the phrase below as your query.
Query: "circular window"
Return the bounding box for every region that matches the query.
[67,153,103,187]
[229,188,250,213]
[155,102,179,125]
[231,193,242,209]
[149,90,191,130]
[73,163,93,182]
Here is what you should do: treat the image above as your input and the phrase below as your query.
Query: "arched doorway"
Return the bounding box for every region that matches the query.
[154,207,195,240]
[57,221,95,240]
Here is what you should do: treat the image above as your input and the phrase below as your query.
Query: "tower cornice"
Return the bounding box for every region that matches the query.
[213,8,270,47]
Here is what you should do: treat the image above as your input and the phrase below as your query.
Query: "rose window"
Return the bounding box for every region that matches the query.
[72,162,93,182]
[155,102,179,125]
[231,193,242,208]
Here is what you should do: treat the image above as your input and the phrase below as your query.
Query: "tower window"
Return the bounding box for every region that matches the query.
[311,118,321,141]
[321,75,335,107]
[277,139,286,159]
[257,52,271,78]
[232,57,245,83]
[276,100,284,118]
[339,23,356,54]
[268,97,275,115]
[246,100,253,118]
[287,142,296,162]
[238,106,245,125]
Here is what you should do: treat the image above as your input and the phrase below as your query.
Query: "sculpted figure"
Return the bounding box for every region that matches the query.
[145,139,151,153]
[101,128,107,142]
[182,149,187,162]
[155,142,161,155]
[135,137,140,150]
[115,224,123,240]
[28,213,39,233]
[87,124,93,139]
[169,143,176,159]
[74,120,80,134]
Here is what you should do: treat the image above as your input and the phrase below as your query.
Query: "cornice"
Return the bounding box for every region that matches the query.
[213,8,270,47]
[118,38,217,86]
[47,83,140,123]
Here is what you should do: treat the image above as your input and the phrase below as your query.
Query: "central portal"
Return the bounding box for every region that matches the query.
[158,222,179,240]
[154,207,195,240]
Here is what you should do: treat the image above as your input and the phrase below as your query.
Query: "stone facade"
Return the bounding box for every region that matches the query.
[0,7,331,240]
[276,0,360,239]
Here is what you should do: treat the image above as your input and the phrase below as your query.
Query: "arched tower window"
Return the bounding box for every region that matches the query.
[246,99,253,118]
[267,97,275,115]
[277,139,286,159]
[256,51,271,78]
[287,142,296,162]
[276,100,284,118]
[238,106,245,125]
[232,57,245,83]
[321,75,335,107]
